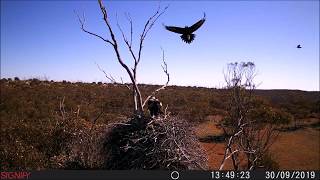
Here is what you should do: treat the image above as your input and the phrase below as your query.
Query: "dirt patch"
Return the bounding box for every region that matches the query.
[195,115,224,138]
[270,127,320,170]
[196,116,320,170]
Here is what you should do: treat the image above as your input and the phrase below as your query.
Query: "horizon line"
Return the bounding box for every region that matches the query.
[1,77,319,92]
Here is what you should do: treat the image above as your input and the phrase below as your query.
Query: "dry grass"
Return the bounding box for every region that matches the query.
[1,80,318,170]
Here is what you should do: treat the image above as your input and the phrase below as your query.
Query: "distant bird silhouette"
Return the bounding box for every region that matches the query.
[164,13,206,44]
[297,44,302,48]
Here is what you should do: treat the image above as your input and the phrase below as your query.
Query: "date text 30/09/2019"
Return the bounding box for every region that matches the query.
[211,171,318,179]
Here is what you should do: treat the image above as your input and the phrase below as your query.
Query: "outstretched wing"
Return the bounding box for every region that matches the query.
[165,25,186,34]
[189,13,206,33]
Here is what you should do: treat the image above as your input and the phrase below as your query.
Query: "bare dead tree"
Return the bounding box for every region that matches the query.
[77,0,169,118]
[219,62,283,170]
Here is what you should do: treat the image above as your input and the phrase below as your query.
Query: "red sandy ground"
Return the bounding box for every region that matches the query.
[195,116,320,170]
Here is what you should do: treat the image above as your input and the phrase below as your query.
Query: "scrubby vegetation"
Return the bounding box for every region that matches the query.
[219,62,292,170]
[0,78,319,170]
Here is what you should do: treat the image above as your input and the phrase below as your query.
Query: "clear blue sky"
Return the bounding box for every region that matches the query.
[1,0,319,91]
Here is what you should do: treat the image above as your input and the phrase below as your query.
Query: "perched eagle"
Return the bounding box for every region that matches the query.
[164,13,206,44]
[297,44,302,48]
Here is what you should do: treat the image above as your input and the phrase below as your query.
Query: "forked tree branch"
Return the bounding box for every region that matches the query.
[76,11,113,46]
[125,13,133,47]
[116,4,169,82]
[76,5,135,88]
[78,0,168,116]
[116,14,137,63]
[95,62,117,83]
[97,0,136,85]
[137,5,169,65]
[95,62,131,90]
[219,119,248,170]
[97,0,145,114]
[142,48,170,108]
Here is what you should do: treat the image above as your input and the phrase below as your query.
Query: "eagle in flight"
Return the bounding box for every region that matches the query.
[164,13,206,44]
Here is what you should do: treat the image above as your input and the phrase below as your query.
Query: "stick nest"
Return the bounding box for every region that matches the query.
[50,116,208,170]
[103,116,208,170]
